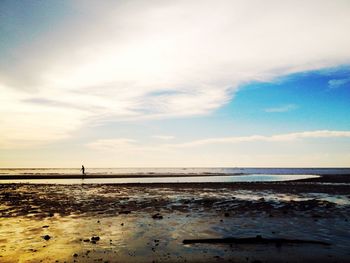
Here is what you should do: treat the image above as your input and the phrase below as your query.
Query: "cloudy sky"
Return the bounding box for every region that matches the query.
[1,0,350,167]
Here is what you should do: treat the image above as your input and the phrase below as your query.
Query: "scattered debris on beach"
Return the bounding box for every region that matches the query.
[42,235,51,241]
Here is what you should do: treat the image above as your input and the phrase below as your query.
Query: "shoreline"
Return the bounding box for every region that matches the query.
[0,173,349,182]
[0,173,246,180]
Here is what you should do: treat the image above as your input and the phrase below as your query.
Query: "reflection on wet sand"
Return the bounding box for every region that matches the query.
[0,179,350,262]
[0,174,320,184]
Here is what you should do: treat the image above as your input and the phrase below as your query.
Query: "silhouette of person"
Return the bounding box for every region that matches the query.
[81,165,85,177]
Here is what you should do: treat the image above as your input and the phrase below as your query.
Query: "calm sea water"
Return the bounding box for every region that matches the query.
[0,174,320,184]
[0,167,349,176]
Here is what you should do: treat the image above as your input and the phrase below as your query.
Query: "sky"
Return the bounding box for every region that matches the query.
[0,0,350,167]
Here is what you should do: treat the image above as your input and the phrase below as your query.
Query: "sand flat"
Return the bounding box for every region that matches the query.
[0,175,349,262]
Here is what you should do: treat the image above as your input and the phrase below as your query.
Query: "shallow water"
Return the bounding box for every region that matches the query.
[1,182,349,262]
[0,174,319,184]
[1,212,349,263]
[0,167,349,176]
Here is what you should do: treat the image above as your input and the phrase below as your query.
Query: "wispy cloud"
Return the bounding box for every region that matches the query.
[152,135,175,140]
[1,1,350,148]
[86,138,167,154]
[264,104,298,113]
[86,139,138,152]
[328,78,350,89]
[86,130,350,152]
[164,130,350,148]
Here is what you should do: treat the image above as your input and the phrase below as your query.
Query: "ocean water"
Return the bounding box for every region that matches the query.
[0,167,349,176]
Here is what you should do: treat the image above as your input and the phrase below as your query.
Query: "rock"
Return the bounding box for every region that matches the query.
[83,239,90,242]
[119,210,131,214]
[42,225,49,228]
[224,212,230,217]
[73,253,78,257]
[91,236,100,242]
[152,213,163,219]
[43,235,51,241]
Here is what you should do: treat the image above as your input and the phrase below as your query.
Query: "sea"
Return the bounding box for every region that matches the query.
[0,167,349,184]
[0,167,349,176]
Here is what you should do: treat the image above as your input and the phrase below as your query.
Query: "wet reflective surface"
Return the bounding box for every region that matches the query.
[1,167,349,176]
[0,174,319,184]
[0,182,350,262]
[1,213,350,263]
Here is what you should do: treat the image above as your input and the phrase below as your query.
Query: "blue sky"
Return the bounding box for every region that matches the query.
[1,1,350,167]
[221,69,350,132]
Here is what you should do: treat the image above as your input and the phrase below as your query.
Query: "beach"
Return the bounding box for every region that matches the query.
[2,1,350,262]
[0,174,349,263]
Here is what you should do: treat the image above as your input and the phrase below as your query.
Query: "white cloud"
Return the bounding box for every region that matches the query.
[1,0,350,147]
[152,135,175,140]
[164,130,350,148]
[86,138,169,154]
[80,130,350,167]
[86,138,138,152]
[0,84,88,149]
[328,78,350,89]
[264,104,298,113]
[86,130,350,152]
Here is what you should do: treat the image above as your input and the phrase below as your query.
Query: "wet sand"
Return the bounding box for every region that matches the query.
[0,174,349,262]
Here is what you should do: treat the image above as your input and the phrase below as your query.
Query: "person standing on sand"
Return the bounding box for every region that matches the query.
[81,165,85,178]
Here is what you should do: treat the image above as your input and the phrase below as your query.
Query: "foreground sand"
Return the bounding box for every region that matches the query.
[0,175,349,262]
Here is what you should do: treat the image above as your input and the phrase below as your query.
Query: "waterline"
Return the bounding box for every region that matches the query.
[0,174,319,184]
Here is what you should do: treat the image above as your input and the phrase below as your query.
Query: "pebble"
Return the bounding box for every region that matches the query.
[152,213,163,219]
[91,236,100,242]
